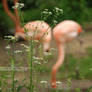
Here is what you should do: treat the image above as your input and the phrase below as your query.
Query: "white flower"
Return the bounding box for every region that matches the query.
[14,50,22,54]
[34,40,39,43]
[21,44,29,49]
[48,12,52,15]
[53,20,58,25]
[44,61,47,64]
[12,3,24,9]
[4,36,16,41]
[34,61,39,63]
[40,81,47,84]
[44,52,49,56]
[6,45,10,49]
[56,81,62,84]
[34,60,41,65]
[53,7,63,17]
[44,52,51,56]
[33,56,43,60]
[25,49,30,52]
[44,9,48,11]
[51,48,56,51]
[38,62,41,65]
[54,7,63,13]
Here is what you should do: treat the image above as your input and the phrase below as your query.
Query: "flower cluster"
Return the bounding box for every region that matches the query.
[4,36,17,42]
[40,80,47,84]
[12,3,24,9]
[41,9,52,20]
[6,45,10,50]
[14,50,22,54]
[53,7,63,18]
[20,44,30,52]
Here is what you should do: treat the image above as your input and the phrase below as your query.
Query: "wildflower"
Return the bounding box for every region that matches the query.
[21,44,29,49]
[33,56,43,60]
[41,9,52,20]
[34,40,39,43]
[34,61,39,63]
[38,62,41,65]
[14,50,22,54]
[53,20,58,26]
[33,61,41,65]
[25,48,30,52]
[50,48,56,51]
[48,12,52,15]
[21,44,31,52]
[6,45,10,49]
[4,36,17,42]
[53,7,63,19]
[12,3,24,9]
[44,61,47,64]
[54,7,63,14]
[40,81,47,84]
[44,52,51,56]
[56,81,62,84]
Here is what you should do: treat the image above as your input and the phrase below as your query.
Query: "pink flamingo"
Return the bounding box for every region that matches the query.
[2,0,51,52]
[51,20,82,88]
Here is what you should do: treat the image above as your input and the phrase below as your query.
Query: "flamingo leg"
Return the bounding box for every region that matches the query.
[51,43,65,88]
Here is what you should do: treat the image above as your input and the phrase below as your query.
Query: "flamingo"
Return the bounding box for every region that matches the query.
[51,20,82,88]
[2,0,51,52]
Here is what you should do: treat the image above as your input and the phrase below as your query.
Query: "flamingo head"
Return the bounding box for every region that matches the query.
[77,27,85,45]
[43,42,50,52]
[15,27,26,41]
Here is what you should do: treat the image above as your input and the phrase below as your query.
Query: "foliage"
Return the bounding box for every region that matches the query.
[0,0,92,35]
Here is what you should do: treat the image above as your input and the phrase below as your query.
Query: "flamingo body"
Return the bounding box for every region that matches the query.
[53,20,82,43]
[15,21,51,52]
[2,0,52,52]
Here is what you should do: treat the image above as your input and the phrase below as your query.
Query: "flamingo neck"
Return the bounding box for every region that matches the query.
[53,42,65,73]
[56,42,65,69]
[52,42,65,82]
[15,25,24,33]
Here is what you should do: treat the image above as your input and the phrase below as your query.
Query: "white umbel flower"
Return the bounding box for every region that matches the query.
[40,81,47,84]
[12,3,24,9]
[6,45,10,49]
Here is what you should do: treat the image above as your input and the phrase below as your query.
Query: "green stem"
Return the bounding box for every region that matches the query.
[11,59,15,92]
[11,42,15,92]
[29,40,34,92]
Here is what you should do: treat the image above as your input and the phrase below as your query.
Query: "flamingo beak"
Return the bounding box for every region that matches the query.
[43,43,50,52]
[78,29,85,36]
[15,35,25,42]
[45,49,50,52]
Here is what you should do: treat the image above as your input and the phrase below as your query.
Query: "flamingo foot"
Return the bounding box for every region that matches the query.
[51,80,57,88]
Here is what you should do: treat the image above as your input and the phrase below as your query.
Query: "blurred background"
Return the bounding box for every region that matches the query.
[0,0,92,36]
